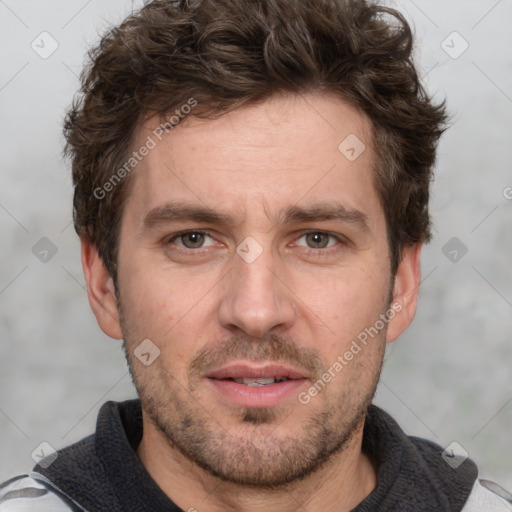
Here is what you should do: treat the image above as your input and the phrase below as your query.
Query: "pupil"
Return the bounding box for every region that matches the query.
[307,232,328,249]
[183,232,204,248]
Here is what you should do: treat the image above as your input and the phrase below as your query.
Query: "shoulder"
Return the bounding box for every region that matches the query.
[0,474,80,511]
[462,479,512,511]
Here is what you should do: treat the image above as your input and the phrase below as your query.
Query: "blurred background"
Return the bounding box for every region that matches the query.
[1,0,511,489]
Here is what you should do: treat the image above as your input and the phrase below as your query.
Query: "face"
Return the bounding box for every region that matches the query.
[85,93,420,487]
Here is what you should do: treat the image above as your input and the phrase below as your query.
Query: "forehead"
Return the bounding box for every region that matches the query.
[124,93,381,228]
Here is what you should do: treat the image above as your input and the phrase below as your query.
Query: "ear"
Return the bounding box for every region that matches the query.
[80,237,123,340]
[386,243,422,343]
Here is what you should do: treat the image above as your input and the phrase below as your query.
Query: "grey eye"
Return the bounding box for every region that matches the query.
[180,232,206,248]
[304,232,331,249]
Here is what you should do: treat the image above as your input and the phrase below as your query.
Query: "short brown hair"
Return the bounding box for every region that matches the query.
[64,0,447,280]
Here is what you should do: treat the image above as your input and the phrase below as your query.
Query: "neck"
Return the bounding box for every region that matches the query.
[137,413,377,512]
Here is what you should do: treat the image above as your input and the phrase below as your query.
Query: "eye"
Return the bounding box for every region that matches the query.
[295,231,340,249]
[168,230,217,249]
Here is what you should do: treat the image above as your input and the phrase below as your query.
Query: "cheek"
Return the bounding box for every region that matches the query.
[293,265,391,359]
[118,272,182,363]
[299,265,388,319]
[120,268,220,364]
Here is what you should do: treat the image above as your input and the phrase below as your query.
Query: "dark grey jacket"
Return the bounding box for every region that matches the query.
[1,400,511,511]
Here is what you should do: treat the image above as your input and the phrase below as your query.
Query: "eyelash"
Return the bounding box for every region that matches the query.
[165,230,214,252]
[164,230,346,256]
[293,230,346,257]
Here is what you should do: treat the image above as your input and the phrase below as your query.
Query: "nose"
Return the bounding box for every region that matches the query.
[218,246,297,339]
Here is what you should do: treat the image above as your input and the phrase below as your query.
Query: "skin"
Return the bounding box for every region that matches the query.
[82,93,422,512]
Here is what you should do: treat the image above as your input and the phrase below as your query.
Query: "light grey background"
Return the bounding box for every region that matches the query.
[1,0,511,490]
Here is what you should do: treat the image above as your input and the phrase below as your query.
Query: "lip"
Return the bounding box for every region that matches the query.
[206,363,307,380]
[205,362,309,408]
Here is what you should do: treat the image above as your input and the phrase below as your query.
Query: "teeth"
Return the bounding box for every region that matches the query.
[233,377,288,386]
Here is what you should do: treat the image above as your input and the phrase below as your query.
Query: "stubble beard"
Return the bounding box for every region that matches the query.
[121,324,386,488]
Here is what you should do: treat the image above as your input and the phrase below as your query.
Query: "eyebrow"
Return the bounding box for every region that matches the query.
[142,202,234,229]
[279,204,370,232]
[142,201,370,233]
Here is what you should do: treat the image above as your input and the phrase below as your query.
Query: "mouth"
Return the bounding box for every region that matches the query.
[205,363,309,407]
[230,377,291,386]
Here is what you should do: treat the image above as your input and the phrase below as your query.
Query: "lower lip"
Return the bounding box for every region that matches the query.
[207,378,307,408]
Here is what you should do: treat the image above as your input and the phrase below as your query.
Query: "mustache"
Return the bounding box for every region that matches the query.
[188,333,325,386]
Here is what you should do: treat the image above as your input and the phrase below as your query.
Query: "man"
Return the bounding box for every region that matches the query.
[1,0,510,510]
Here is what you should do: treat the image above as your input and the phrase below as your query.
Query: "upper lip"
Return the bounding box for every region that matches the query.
[205,363,308,380]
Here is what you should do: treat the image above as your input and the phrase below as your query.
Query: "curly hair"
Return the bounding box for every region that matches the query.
[64,0,447,280]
